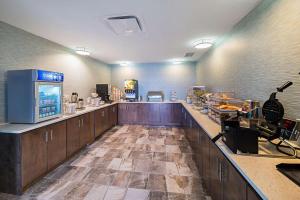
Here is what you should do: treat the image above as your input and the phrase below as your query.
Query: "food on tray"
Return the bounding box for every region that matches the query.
[217,105,240,111]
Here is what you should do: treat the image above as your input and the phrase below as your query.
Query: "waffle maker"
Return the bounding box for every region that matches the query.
[258,81,293,140]
[254,81,300,158]
[213,81,300,157]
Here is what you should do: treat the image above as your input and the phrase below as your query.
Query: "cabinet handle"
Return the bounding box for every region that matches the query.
[102,111,105,117]
[45,131,48,143]
[50,129,53,141]
[81,119,84,127]
[218,159,222,182]
[78,119,81,128]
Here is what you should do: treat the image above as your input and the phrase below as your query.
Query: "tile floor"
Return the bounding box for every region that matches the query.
[0,125,209,200]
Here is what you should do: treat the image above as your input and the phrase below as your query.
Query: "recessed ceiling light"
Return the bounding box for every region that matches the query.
[120,62,130,66]
[75,47,90,56]
[171,59,184,65]
[173,61,183,65]
[194,39,213,49]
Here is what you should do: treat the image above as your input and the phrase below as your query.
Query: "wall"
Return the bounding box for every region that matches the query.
[0,22,111,123]
[196,0,300,119]
[111,62,196,100]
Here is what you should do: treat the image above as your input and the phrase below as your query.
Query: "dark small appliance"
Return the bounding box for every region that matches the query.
[220,119,259,154]
[276,163,300,186]
[96,84,111,103]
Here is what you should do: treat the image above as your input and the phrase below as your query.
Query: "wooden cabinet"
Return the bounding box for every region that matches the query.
[109,104,118,127]
[181,106,188,127]
[21,121,67,189]
[95,108,105,137]
[21,128,48,188]
[141,103,161,125]
[95,105,117,138]
[223,159,247,200]
[67,113,93,157]
[247,185,262,200]
[95,107,109,137]
[67,116,81,157]
[209,142,223,200]
[127,104,139,123]
[47,121,67,170]
[79,112,94,147]
[160,103,182,126]
[118,103,182,126]
[118,103,139,124]
[209,141,247,200]
[118,103,128,124]
[201,129,211,192]
[171,103,182,125]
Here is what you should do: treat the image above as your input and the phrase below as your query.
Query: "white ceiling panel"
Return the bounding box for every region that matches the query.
[0,0,262,64]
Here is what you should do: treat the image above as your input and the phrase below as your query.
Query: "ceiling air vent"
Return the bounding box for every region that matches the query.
[184,52,195,57]
[105,15,143,36]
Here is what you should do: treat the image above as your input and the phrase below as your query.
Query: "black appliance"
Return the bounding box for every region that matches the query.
[221,119,259,154]
[276,163,300,186]
[96,84,111,103]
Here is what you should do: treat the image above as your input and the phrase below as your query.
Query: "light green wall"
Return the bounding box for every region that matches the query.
[0,22,111,123]
[196,0,300,119]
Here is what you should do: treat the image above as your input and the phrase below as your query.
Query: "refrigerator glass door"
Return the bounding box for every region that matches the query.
[35,82,63,122]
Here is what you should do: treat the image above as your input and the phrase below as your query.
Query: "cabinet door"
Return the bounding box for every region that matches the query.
[186,114,193,143]
[67,116,81,157]
[47,121,67,170]
[209,142,223,200]
[80,113,93,147]
[89,112,95,141]
[247,185,261,200]
[109,105,118,127]
[103,107,110,131]
[127,104,138,123]
[171,103,182,125]
[197,128,204,175]
[181,107,187,127]
[142,103,160,125]
[21,128,47,188]
[160,103,172,125]
[118,104,128,124]
[108,106,114,127]
[222,159,247,200]
[202,133,211,192]
[95,109,105,137]
[112,105,118,126]
[192,121,200,162]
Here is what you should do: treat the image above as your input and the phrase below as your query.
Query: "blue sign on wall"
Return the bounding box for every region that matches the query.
[36,70,64,82]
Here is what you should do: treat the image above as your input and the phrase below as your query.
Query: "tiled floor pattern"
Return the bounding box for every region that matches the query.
[0,125,209,200]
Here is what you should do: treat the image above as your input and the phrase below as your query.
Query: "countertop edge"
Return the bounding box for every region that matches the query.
[0,102,118,134]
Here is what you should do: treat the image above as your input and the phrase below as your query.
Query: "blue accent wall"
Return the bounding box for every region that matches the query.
[110,62,197,100]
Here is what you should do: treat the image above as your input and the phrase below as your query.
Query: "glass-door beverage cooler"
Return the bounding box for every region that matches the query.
[8,69,64,123]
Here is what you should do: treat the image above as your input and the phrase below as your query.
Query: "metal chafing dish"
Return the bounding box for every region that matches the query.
[147,91,164,102]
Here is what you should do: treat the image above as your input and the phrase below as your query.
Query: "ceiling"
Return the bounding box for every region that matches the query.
[0,0,262,64]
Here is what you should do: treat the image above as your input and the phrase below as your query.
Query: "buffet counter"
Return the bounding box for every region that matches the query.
[181,101,300,200]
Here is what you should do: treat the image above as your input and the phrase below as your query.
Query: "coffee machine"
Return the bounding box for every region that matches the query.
[96,84,111,103]
[124,79,138,101]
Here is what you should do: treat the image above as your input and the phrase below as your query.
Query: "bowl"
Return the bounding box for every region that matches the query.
[91,93,98,98]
